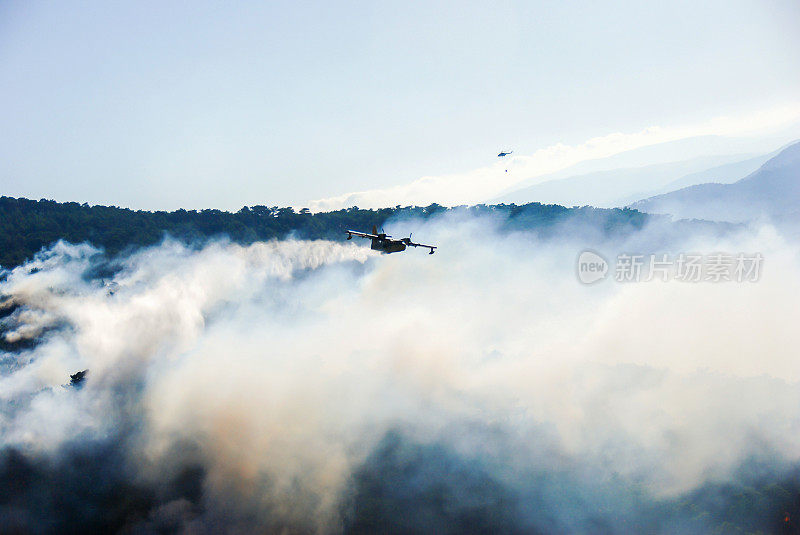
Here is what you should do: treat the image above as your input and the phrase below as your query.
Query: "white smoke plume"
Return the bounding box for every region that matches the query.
[1,214,799,533]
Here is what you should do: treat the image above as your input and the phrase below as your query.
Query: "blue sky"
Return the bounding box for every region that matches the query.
[1,0,799,210]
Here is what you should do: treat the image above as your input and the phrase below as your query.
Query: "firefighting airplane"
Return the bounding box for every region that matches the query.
[346,226,437,254]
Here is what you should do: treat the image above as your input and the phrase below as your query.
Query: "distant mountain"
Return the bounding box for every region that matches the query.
[656,152,776,192]
[495,133,800,199]
[491,133,800,208]
[631,141,800,222]
[493,154,755,208]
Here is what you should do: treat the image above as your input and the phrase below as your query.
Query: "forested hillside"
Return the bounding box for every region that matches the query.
[0,197,653,268]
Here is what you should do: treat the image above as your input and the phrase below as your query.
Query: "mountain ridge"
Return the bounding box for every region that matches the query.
[631,141,800,222]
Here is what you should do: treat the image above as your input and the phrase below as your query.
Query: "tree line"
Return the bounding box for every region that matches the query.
[0,196,654,269]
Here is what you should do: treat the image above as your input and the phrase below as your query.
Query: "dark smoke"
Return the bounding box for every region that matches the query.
[0,437,203,534]
[3,428,798,534]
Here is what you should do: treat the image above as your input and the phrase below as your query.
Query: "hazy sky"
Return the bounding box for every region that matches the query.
[1,0,799,211]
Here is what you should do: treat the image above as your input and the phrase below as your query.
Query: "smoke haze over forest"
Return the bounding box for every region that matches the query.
[2,211,800,533]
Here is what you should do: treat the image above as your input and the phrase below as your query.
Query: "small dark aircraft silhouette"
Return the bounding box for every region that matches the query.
[70,370,88,388]
[347,226,436,254]
[497,150,513,157]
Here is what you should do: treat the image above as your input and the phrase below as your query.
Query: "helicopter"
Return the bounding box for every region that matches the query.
[497,150,513,157]
[346,226,437,254]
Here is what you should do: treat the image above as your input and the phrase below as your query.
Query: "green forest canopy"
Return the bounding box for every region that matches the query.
[1,196,657,269]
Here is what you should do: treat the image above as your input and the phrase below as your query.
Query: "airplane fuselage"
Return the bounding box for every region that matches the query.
[371,236,407,253]
[346,228,435,254]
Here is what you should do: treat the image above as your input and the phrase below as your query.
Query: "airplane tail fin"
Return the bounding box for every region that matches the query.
[372,225,378,235]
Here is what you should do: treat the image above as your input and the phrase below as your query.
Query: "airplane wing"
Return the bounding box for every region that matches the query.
[403,238,437,254]
[346,230,379,240]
